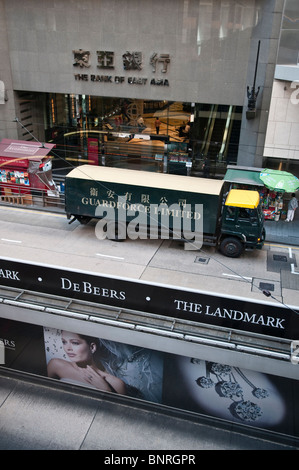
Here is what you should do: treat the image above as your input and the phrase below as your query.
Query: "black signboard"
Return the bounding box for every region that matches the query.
[0,257,298,339]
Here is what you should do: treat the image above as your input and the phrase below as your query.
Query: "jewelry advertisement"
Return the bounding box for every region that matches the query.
[162,356,285,427]
[1,317,298,440]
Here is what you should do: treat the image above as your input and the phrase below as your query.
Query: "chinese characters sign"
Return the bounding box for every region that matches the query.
[87,186,187,209]
[72,49,170,87]
[122,52,142,71]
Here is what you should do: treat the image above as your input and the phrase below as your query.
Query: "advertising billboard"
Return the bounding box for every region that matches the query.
[0,257,298,339]
[1,316,298,439]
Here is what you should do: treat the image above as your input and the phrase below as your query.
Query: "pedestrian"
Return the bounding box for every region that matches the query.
[183,121,190,136]
[155,117,161,134]
[285,193,298,222]
[202,157,210,177]
[137,115,145,131]
[121,101,129,122]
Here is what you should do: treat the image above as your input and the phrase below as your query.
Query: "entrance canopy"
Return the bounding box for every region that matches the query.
[224,165,264,186]
[0,139,55,167]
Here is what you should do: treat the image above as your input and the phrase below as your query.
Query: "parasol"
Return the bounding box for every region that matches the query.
[259,169,299,192]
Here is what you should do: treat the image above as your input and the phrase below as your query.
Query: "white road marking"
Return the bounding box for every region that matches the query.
[1,238,22,243]
[96,253,124,260]
[222,273,252,281]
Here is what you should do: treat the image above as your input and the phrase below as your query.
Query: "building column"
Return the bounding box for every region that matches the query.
[0,0,18,140]
[237,0,285,168]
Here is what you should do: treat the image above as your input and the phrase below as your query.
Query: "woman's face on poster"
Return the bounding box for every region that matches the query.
[61,331,95,363]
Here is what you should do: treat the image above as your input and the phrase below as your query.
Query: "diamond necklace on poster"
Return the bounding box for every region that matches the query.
[196,361,269,422]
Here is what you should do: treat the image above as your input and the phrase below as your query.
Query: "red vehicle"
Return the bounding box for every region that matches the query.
[0,138,58,203]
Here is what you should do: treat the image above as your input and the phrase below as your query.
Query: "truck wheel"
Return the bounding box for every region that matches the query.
[77,215,91,225]
[220,237,243,258]
[261,228,266,241]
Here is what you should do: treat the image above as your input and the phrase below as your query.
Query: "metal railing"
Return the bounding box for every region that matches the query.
[0,183,65,212]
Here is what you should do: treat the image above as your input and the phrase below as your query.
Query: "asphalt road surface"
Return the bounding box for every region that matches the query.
[0,204,298,451]
[0,204,298,310]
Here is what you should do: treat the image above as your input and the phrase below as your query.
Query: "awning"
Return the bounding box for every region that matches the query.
[0,139,55,160]
[225,189,260,208]
[224,166,264,186]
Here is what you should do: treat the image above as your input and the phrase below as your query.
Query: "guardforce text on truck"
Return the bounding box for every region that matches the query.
[65,165,265,257]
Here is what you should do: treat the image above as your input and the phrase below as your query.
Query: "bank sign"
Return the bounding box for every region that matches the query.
[73,49,170,87]
[0,258,298,339]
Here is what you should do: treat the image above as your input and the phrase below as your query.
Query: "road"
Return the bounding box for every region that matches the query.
[0,204,298,451]
[0,204,298,310]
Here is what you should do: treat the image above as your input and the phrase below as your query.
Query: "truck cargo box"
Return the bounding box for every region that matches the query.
[65,165,224,235]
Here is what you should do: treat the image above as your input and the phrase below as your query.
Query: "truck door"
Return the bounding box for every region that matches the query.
[220,189,265,257]
[236,207,260,243]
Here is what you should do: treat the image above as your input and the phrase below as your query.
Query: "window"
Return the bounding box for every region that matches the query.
[225,206,236,221]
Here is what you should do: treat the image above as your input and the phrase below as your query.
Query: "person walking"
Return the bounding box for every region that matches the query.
[202,157,210,177]
[285,193,298,222]
[137,115,145,131]
[155,117,161,134]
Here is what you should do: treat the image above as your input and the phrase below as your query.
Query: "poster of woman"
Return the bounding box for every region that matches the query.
[1,317,298,439]
[43,327,164,403]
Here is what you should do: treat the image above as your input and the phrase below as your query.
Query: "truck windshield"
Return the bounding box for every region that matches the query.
[225,206,262,225]
[238,208,257,221]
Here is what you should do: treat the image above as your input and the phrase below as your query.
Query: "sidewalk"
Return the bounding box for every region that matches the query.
[264,217,299,246]
[0,371,295,450]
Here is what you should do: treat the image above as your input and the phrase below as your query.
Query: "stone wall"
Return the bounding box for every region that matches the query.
[264,79,299,161]
[0,0,285,167]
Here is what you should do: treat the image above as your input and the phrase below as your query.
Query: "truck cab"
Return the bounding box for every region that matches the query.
[220,189,265,257]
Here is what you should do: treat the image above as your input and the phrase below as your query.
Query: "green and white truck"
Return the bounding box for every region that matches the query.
[65,165,265,257]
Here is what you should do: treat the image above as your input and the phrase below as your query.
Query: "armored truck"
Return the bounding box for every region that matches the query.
[65,165,265,257]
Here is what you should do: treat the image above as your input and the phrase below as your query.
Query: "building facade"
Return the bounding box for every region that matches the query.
[264,0,299,177]
[0,0,285,176]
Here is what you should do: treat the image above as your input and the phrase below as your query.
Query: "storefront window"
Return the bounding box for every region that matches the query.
[192,104,242,176]
[41,93,242,177]
[277,0,299,66]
